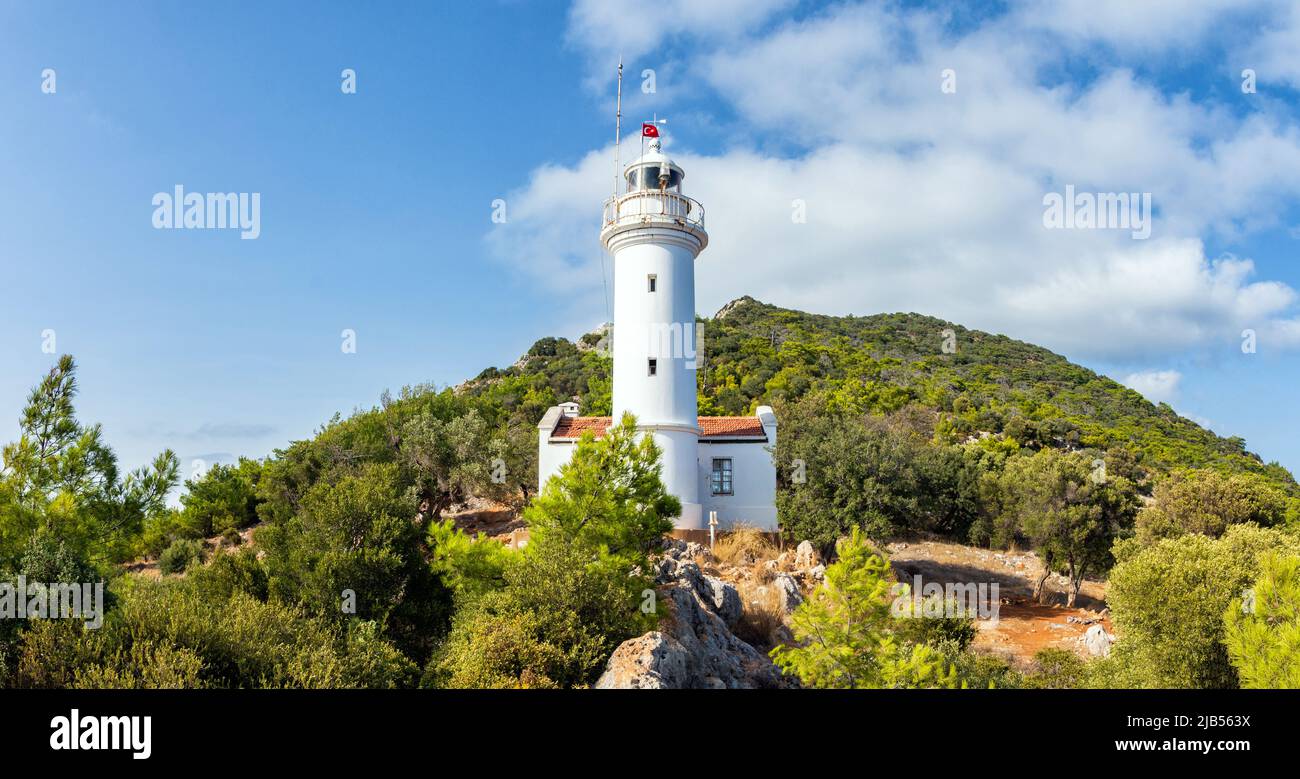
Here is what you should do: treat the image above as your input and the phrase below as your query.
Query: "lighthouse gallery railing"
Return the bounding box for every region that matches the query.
[601,191,706,232]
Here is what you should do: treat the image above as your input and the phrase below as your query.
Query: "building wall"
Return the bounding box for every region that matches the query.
[538,437,574,496]
[697,441,778,531]
[610,234,700,430]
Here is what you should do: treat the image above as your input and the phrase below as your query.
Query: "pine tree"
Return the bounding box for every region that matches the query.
[770,528,959,689]
[1224,552,1300,688]
[0,356,179,566]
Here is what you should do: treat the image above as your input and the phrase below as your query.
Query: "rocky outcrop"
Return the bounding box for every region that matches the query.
[596,539,786,689]
[594,632,690,689]
[1083,624,1115,657]
[772,572,803,614]
[794,540,819,570]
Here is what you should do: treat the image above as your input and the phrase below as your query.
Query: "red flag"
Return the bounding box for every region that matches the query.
[641,123,659,138]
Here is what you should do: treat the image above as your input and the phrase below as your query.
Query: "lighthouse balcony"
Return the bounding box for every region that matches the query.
[602,190,706,235]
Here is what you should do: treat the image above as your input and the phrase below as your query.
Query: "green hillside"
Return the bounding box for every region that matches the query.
[5,299,1298,690]
[470,296,1296,494]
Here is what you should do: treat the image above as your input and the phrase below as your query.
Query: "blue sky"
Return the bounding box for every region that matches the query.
[2,0,1299,483]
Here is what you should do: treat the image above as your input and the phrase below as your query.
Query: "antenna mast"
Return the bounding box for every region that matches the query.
[613,57,623,199]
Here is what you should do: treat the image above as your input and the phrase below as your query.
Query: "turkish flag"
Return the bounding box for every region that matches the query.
[642,123,659,138]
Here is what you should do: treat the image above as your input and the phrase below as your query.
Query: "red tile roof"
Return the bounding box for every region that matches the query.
[550,415,766,440]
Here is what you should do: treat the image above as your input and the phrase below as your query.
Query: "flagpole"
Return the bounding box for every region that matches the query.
[613,57,623,200]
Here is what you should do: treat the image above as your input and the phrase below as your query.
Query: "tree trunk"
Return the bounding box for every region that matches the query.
[1033,568,1051,604]
[1067,564,1086,608]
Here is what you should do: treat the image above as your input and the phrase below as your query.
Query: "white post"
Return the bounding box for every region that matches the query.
[708,511,718,552]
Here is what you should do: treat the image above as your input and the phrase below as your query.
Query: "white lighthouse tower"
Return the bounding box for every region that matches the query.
[536,131,778,534]
[601,135,708,528]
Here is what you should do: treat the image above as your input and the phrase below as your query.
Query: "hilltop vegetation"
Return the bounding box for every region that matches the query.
[479,296,1293,490]
[2,297,1299,689]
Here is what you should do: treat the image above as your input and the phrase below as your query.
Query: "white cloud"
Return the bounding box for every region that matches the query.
[1122,369,1183,404]
[488,0,1300,362]
[1238,1,1300,88]
[566,0,794,81]
[1013,0,1264,51]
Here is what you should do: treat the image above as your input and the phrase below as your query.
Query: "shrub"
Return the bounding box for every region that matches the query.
[776,403,982,549]
[940,645,1024,689]
[1104,524,1300,688]
[1136,469,1289,546]
[188,547,268,601]
[259,462,453,662]
[1023,647,1087,689]
[713,525,778,568]
[14,576,417,689]
[159,538,205,575]
[1223,552,1300,688]
[178,458,264,537]
[891,593,979,652]
[733,577,785,651]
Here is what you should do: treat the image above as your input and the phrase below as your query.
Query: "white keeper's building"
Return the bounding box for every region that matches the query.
[537,135,778,532]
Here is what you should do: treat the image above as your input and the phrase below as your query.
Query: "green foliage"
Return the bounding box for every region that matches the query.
[771,528,960,688]
[0,356,179,568]
[1022,647,1087,689]
[1103,524,1300,688]
[776,396,982,550]
[427,519,514,601]
[159,538,206,575]
[1136,469,1289,545]
[891,592,979,652]
[990,449,1139,604]
[259,462,453,661]
[1223,552,1300,688]
[433,415,675,688]
[187,547,269,601]
[698,299,1293,494]
[178,458,264,538]
[11,576,416,689]
[526,414,679,561]
[939,646,1025,689]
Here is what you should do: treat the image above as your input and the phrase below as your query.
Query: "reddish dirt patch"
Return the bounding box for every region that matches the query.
[886,539,1110,668]
[973,598,1112,668]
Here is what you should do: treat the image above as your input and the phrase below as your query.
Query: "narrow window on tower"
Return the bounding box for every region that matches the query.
[647,358,657,376]
[647,274,657,292]
[711,458,733,496]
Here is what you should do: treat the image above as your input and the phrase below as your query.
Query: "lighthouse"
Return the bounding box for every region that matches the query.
[601,133,708,527]
[537,131,778,534]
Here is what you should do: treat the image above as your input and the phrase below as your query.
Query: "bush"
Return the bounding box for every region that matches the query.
[188,547,268,601]
[259,462,454,662]
[1135,469,1289,546]
[1023,648,1087,689]
[159,539,205,575]
[891,593,979,652]
[13,577,417,689]
[178,458,264,538]
[713,525,778,568]
[776,398,982,550]
[1104,524,1300,688]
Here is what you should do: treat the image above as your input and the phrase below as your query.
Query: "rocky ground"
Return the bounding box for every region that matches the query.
[597,534,1117,688]
[886,539,1114,668]
[596,537,819,688]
